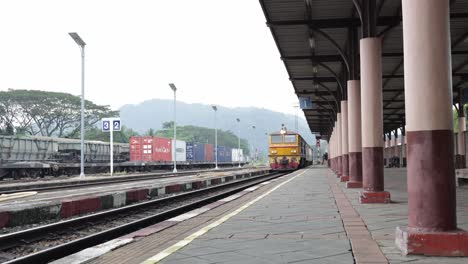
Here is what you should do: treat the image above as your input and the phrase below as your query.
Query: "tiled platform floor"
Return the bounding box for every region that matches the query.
[341,168,468,264]
[90,167,468,264]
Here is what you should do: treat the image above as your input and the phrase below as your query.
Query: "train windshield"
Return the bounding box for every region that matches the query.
[284,135,296,143]
[271,135,282,143]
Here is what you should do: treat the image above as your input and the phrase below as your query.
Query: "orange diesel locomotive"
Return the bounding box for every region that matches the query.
[268,128,313,171]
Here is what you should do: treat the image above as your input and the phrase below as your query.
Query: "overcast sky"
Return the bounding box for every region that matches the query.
[0,0,304,117]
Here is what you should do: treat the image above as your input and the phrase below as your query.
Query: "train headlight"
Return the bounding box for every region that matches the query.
[291,149,297,153]
[271,150,277,154]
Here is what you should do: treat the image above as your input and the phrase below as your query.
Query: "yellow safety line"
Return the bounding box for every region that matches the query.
[0,191,38,202]
[140,170,306,264]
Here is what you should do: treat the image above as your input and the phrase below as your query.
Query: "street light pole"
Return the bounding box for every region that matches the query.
[69,32,86,179]
[169,83,177,173]
[237,118,241,167]
[251,125,256,164]
[212,106,218,169]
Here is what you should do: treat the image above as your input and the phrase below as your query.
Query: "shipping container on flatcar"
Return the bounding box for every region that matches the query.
[171,140,186,162]
[186,142,194,161]
[153,137,172,162]
[204,143,214,162]
[225,147,232,162]
[217,146,232,163]
[129,136,153,161]
[232,148,244,162]
[193,143,205,162]
[216,146,224,162]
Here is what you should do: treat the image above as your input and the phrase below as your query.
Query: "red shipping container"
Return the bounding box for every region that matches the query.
[152,137,172,162]
[204,143,214,162]
[129,136,154,161]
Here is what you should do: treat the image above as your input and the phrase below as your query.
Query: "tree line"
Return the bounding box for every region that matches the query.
[0,90,251,152]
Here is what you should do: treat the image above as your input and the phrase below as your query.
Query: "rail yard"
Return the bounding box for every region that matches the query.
[2,0,468,263]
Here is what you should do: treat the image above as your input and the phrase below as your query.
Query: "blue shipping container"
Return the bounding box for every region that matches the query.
[186,142,194,161]
[193,143,205,162]
[217,146,233,163]
[225,147,232,162]
[216,146,225,162]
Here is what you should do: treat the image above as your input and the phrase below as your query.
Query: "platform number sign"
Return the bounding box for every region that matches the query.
[101,117,121,176]
[113,120,121,131]
[102,120,110,132]
[102,118,121,132]
[299,97,312,109]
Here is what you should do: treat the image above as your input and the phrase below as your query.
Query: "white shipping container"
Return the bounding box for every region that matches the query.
[172,140,187,162]
[231,148,244,162]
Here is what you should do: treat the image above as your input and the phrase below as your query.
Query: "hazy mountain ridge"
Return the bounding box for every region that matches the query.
[119,99,319,155]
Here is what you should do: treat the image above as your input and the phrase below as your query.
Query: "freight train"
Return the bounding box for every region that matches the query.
[0,135,246,180]
[268,128,313,171]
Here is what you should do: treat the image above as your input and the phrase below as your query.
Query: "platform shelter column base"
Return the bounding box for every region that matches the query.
[395,226,468,256]
[346,181,362,188]
[359,190,390,203]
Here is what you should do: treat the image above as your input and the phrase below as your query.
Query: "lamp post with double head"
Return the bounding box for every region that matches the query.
[69,32,86,178]
[169,83,177,173]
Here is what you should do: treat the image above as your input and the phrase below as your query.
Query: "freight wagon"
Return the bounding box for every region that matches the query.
[0,135,248,180]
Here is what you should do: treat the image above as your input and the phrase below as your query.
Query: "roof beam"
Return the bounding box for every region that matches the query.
[267,13,468,29]
[282,51,468,62]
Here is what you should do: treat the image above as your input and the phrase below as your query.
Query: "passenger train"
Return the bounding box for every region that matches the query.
[268,127,313,171]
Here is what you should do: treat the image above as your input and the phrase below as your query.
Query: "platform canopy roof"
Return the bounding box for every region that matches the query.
[259,0,468,140]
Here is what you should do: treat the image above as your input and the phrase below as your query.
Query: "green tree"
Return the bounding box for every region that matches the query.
[80,125,139,143]
[162,121,174,129]
[0,89,118,137]
[145,128,155,136]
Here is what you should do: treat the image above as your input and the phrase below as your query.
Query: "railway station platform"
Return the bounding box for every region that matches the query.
[0,168,268,230]
[72,167,468,264]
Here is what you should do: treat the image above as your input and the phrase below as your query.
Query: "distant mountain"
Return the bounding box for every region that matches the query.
[119,99,327,158]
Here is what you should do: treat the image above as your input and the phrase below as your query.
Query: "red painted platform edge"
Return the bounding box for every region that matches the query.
[0,211,10,228]
[346,181,362,189]
[359,191,391,204]
[395,226,468,256]
[340,175,349,182]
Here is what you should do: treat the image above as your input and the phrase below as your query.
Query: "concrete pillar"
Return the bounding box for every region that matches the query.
[329,134,332,169]
[359,37,390,203]
[403,134,407,166]
[337,113,342,177]
[384,136,389,167]
[400,129,406,167]
[346,80,363,188]
[456,117,466,169]
[341,101,349,181]
[396,0,468,256]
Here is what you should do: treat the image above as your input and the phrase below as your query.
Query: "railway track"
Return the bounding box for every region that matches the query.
[0,167,260,195]
[0,171,288,264]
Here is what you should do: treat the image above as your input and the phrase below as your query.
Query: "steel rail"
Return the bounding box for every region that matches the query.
[0,167,263,194]
[1,170,289,264]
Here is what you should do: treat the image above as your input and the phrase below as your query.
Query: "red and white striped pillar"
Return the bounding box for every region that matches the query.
[359,37,390,203]
[341,101,349,181]
[396,0,468,256]
[346,80,363,188]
